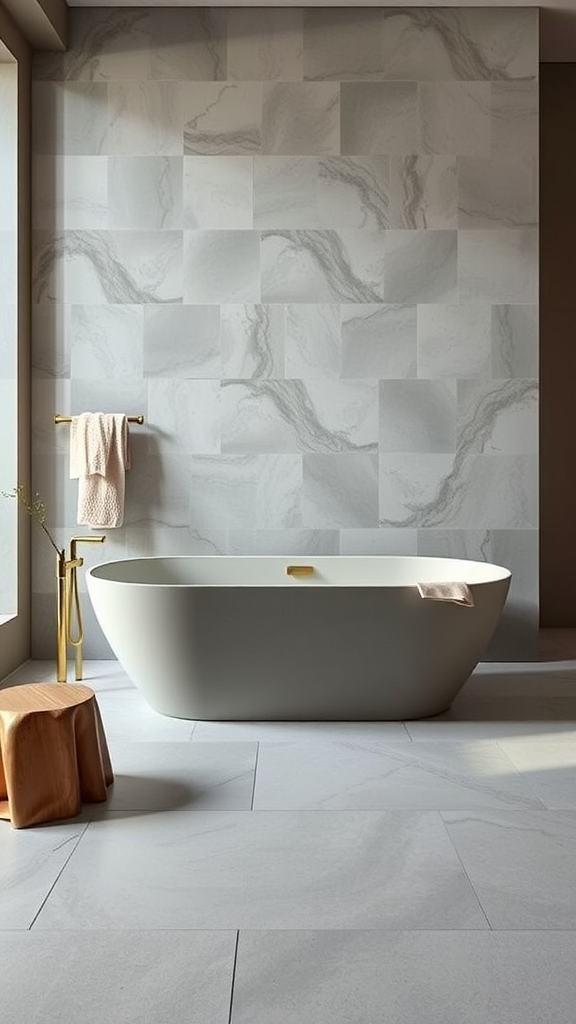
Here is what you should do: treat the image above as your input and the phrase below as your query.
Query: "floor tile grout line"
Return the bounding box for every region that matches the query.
[438,812,493,932]
[250,743,260,811]
[227,930,240,1024]
[27,822,91,931]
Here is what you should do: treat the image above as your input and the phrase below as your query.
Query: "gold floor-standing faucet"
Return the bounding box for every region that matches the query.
[56,535,106,683]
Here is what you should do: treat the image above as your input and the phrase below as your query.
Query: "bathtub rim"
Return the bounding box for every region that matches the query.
[86,554,512,589]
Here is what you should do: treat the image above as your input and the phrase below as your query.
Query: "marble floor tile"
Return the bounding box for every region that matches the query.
[231,930,576,1024]
[0,820,87,930]
[443,809,576,929]
[0,930,236,1024]
[106,742,257,811]
[95,693,195,744]
[496,739,576,810]
[252,740,545,811]
[191,720,410,743]
[32,810,488,931]
[405,698,576,742]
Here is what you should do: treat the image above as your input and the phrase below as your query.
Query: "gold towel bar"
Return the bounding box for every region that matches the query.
[54,414,144,425]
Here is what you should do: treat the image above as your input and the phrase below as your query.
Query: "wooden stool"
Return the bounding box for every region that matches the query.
[0,683,113,829]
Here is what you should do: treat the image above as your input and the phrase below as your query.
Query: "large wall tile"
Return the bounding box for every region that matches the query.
[109,157,183,230]
[491,305,538,379]
[149,9,227,81]
[32,83,108,156]
[70,304,143,380]
[227,10,303,81]
[384,231,457,304]
[458,157,537,230]
[33,156,108,231]
[459,229,538,304]
[183,82,262,155]
[342,304,416,379]
[380,380,457,453]
[390,156,457,229]
[303,453,379,527]
[285,304,341,379]
[184,156,252,230]
[417,304,491,379]
[420,82,491,156]
[303,10,389,81]
[143,304,221,378]
[262,82,340,155]
[221,304,284,379]
[108,83,182,156]
[184,231,260,304]
[341,83,418,155]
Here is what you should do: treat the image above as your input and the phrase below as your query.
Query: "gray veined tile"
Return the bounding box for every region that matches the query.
[70,304,143,380]
[148,379,220,455]
[420,82,491,157]
[221,379,378,455]
[55,8,150,82]
[303,9,387,81]
[184,231,260,304]
[458,157,537,230]
[380,380,456,454]
[231,931,576,1024]
[1,931,236,1024]
[285,304,341,379]
[33,155,108,231]
[227,9,303,81]
[108,156,183,231]
[108,82,182,157]
[340,527,418,556]
[318,157,391,230]
[143,304,221,379]
[443,810,576,929]
[342,304,417,379]
[456,379,538,455]
[225,528,339,557]
[149,8,227,81]
[31,810,489,930]
[183,156,253,230]
[32,82,108,157]
[417,304,491,380]
[384,231,457,304]
[252,740,545,811]
[254,454,302,529]
[261,229,385,304]
[491,304,538,379]
[390,155,457,230]
[491,81,539,159]
[496,739,576,811]
[459,229,538,304]
[189,454,260,532]
[0,819,87,929]
[254,156,321,230]
[341,83,418,156]
[183,82,262,155]
[303,453,379,528]
[104,742,257,811]
[221,304,285,380]
[262,82,339,155]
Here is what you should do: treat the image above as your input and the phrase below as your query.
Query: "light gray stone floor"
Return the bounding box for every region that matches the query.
[2,634,576,1022]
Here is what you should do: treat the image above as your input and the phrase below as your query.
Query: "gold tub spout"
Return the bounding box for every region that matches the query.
[286,565,315,577]
[56,535,106,683]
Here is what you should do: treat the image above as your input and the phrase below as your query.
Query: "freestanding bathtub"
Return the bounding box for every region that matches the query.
[87,556,510,721]
[85,561,506,720]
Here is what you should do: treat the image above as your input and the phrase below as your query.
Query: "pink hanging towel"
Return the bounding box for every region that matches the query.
[70,412,130,528]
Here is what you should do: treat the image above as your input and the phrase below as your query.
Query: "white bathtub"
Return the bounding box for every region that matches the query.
[86,555,511,721]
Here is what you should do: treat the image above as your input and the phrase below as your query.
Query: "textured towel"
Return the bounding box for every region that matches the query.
[70,412,130,528]
[416,581,474,607]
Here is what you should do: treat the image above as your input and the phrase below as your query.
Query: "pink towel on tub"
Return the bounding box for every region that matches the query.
[416,581,474,607]
[70,412,130,528]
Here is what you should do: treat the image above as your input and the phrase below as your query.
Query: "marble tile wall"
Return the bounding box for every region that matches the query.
[30,8,539,658]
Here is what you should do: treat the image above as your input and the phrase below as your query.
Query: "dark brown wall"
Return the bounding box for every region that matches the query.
[540,63,576,625]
